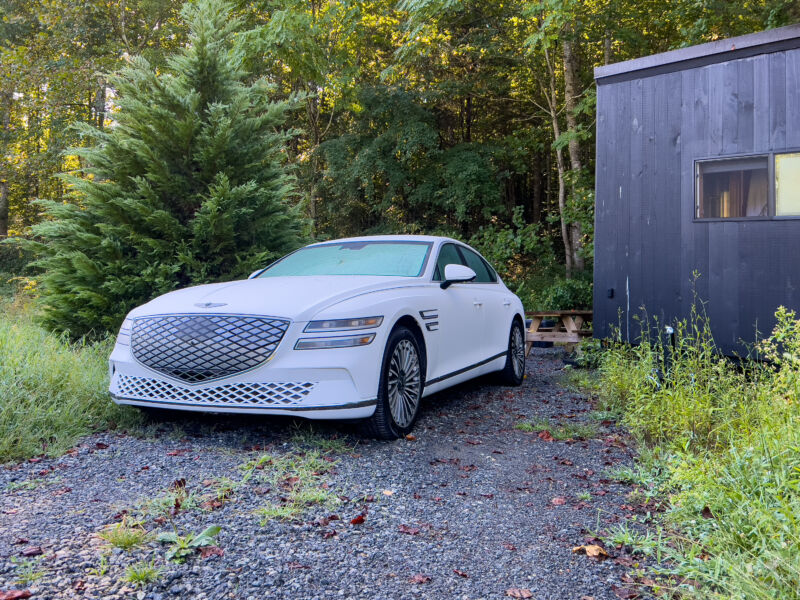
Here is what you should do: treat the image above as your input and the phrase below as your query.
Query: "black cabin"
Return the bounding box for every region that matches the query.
[593,24,800,354]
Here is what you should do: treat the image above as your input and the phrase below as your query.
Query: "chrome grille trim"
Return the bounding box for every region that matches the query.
[115,375,316,407]
[131,314,290,383]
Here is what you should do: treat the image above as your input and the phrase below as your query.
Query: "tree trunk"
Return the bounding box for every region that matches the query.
[94,85,106,130]
[561,37,585,273]
[0,91,10,238]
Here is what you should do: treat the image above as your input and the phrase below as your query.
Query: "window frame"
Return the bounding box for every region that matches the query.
[693,151,800,222]
[431,242,499,284]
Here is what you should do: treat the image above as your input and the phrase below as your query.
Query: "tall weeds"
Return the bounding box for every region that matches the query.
[598,306,800,599]
[0,302,140,462]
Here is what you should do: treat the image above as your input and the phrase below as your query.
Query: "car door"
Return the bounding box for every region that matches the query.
[427,243,486,379]
[456,245,513,358]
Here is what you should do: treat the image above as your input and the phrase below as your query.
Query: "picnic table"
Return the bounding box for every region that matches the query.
[525,310,593,355]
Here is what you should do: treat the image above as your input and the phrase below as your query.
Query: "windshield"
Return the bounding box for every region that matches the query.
[258,241,432,278]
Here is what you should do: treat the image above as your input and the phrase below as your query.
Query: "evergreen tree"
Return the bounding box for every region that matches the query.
[25,0,303,338]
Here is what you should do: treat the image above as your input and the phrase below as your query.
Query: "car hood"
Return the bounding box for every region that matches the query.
[129,276,424,322]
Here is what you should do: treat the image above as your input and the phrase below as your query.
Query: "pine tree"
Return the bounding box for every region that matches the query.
[25,0,303,338]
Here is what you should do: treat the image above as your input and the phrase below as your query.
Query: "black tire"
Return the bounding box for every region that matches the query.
[498,319,525,386]
[363,326,424,439]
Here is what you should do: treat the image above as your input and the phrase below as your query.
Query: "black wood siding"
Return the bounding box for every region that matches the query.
[594,47,800,354]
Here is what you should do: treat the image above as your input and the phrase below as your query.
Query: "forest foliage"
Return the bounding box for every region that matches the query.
[1,0,799,333]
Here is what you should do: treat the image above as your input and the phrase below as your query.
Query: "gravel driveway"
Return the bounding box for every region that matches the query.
[0,349,653,600]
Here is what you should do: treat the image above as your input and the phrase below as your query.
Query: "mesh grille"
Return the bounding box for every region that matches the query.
[131,315,290,383]
[116,375,316,407]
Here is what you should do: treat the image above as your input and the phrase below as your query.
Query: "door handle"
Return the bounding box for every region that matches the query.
[473,301,483,307]
[503,300,512,306]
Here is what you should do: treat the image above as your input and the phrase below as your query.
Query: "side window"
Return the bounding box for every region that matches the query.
[433,243,465,281]
[457,247,497,283]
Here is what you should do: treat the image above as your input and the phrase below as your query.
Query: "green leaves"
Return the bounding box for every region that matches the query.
[158,525,222,562]
[27,0,303,338]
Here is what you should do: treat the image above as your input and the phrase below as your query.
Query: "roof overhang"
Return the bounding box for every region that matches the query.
[595,23,800,85]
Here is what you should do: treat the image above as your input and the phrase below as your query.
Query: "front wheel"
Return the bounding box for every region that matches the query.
[498,320,525,386]
[364,326,424,439]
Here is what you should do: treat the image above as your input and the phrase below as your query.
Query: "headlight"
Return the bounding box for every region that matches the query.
[116,318,133,346]
[304,316,383,333]
[294,333,376,350]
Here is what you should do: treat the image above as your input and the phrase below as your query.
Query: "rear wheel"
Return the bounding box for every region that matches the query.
[498,320,525,386]
[364,326,424,439]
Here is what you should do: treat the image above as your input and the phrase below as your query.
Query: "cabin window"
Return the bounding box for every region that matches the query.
[776,153,800,216]
[696,157,769,218]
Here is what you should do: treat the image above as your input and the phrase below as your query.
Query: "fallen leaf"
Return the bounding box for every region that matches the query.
[20,547,42,557]
[287,561,310,569]
[537,430,554,442]
[551,497,567,506]
[480,493,494,499]
[506,588,533,598]
[382,490,394,496]
[502,542,517,551]
[492,450,504,454]
[465,440,481,445]
[572,545,609,561]
[94,442,109,450]
[53,487,72,496]
[560,459,574,466]
[350,514,366,525]
[397,524,420,535]
[453,569,469,578]
[404,434,417,441]
[0,591,32,600]
[199,546,224,559]
[612,586,641,599]
[13,539,28,545]
[166,449,189,456]
[408,574,431,584]
[701,506,715,519]
[322,530,337,538]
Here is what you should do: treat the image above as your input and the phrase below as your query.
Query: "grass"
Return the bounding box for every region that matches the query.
[241,450,339,523]
[98,519,150,551]
[289,423,354,454]
[0,300,142,462]
[11,557,46,585]
[594,304,800,599]
[514,418,598,440]
[123,560,163,587]
[602,523,659,556]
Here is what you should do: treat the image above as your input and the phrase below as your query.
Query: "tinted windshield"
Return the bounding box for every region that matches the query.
[258,241,432,278]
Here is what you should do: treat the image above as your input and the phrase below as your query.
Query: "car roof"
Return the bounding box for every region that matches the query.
[307,234,460,246]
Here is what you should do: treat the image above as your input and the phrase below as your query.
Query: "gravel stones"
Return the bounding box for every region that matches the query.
[0,349,650,599]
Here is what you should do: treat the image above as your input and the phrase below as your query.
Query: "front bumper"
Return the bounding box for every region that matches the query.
[108,322,381,419]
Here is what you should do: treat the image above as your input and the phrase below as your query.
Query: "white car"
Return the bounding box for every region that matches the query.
[109,235,526,438]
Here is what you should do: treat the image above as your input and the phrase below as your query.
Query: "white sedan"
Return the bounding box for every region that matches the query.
[109,235,526,438]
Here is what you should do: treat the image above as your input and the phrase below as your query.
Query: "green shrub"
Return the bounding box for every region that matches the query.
[0,303,140,461]
[596,306,800,599]
[24,0,302,339]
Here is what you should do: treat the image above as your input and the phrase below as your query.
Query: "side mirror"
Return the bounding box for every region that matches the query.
[441,264,476,289]
[248,269,263,279]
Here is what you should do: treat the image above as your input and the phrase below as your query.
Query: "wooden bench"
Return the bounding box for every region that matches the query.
[525,310,593,355]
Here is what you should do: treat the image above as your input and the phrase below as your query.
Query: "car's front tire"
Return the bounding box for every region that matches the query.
[364,326,424,439]
[498,319,525,386]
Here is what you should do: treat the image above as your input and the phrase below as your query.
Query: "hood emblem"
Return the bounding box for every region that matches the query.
[194,302,227,308]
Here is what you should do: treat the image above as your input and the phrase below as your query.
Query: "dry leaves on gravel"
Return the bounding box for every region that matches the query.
[0,591,32,600]
[408,574,431,584]
[506,588,533,598]
[572,544,609,560]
